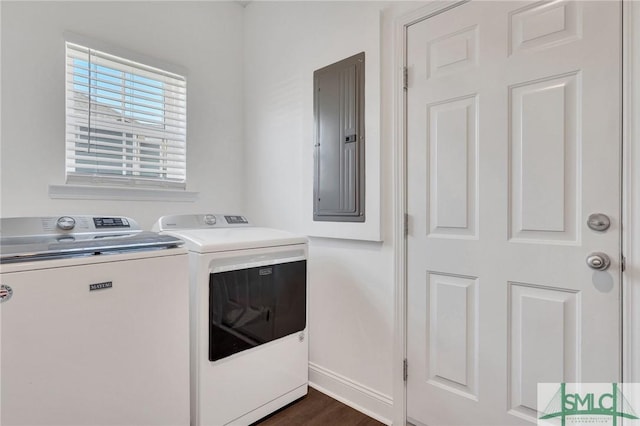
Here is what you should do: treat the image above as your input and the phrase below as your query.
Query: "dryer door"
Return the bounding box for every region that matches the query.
[209,260,306,361]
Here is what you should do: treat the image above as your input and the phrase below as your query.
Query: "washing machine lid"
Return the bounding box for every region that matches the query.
[154,214,307,253]
[0,216,183,264]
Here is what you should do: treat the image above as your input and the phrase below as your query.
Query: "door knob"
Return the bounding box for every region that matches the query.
[586,252,611,271]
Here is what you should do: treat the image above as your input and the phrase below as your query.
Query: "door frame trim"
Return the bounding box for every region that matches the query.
[391,2,468,424]
[622,0,639,384]
[392,1,638,424]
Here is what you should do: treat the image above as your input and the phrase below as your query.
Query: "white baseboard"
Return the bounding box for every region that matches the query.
[308,362,393,425]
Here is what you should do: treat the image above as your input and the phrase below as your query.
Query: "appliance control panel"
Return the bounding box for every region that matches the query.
[153,214,251,231]
[0,216,141,239]
[224,215,248,225]
[93,217,131,228]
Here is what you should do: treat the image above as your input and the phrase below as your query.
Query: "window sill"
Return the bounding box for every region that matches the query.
[48,184,199,202]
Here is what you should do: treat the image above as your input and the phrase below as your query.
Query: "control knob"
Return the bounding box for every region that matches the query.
[204,214,217,226]
[56,216,76,231]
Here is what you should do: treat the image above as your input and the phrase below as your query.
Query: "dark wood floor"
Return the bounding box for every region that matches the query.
[253,387,385,426]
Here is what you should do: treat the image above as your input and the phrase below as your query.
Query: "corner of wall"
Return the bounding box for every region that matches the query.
[309,363,393,425]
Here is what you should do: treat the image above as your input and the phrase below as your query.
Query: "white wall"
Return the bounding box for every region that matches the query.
[0,1,245,229]
[243,2,418,422]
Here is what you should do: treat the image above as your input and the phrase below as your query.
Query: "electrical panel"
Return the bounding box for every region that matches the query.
[313,52,365,222]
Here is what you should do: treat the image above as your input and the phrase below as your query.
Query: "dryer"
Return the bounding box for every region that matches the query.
[153,214,308,426]
[0,215,190,426]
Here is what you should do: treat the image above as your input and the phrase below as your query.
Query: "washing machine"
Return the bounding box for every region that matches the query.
[0,215,190,426]
[153,214,308,426]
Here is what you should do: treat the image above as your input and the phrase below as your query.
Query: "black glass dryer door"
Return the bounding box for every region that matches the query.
[209,260,306,361]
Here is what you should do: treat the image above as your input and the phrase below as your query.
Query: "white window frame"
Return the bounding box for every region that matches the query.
[52,33,197,201]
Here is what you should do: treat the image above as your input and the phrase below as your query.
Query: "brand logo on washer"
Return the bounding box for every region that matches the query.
[259,268,273,276]
[0,285,13,303]
[89,281,113,291]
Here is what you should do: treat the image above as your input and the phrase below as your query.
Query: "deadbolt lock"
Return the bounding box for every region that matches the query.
[587,213,611,232]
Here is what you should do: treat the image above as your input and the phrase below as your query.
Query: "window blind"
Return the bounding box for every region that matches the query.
[65,42,187,188]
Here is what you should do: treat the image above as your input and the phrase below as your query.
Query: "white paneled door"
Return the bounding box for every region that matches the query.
[406,1,621,425]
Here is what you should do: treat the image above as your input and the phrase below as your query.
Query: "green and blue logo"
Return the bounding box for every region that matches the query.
[538,383,639,426]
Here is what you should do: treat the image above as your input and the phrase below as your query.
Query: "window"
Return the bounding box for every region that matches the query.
[65,42,187,188]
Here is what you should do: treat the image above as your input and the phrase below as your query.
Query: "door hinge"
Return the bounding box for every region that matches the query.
[403,358,408,381]
[404,213,409,236]
[403,67,408,90]
[622,255,626,272]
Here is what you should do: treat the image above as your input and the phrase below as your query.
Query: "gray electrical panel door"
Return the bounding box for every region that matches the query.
[313,52,365,222]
